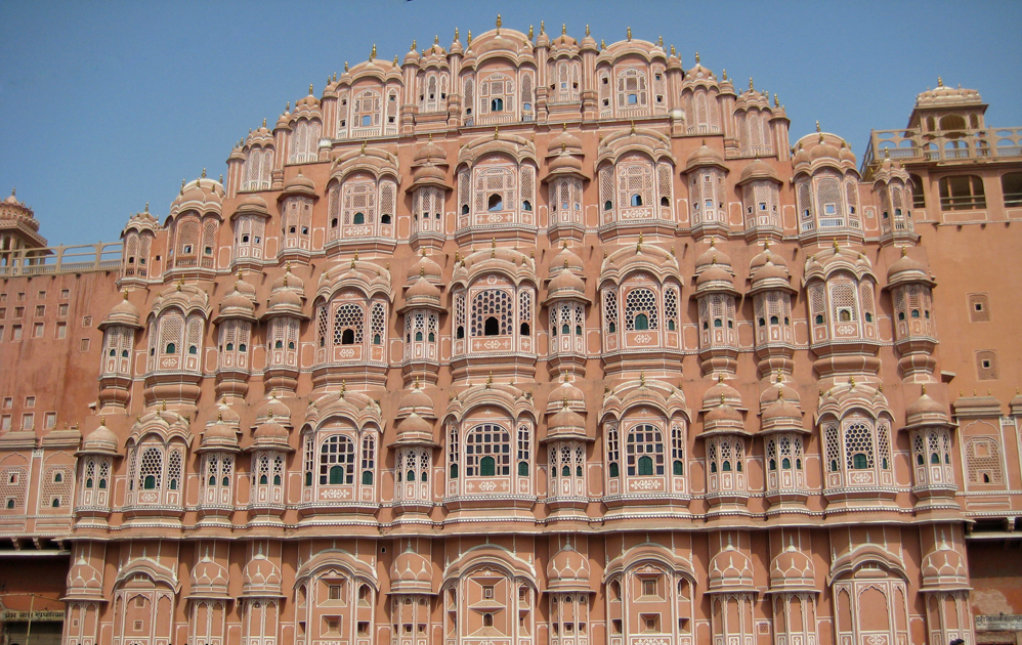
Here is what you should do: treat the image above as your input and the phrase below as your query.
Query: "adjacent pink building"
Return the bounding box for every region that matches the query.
[2,20,1022,645]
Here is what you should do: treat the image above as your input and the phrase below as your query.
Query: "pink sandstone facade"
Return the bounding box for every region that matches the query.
[2,21,1022,645]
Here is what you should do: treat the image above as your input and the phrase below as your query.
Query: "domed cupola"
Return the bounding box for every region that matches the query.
[905,387,950,429]
[79,420,120,457]
[694,241,738,297]
[101,292,142,330]
[920,541,969,591]
[546,543,592,593]
[394,381,438,447]
[265,265,307,317]
[389,548,433,594]
[199,411,241,453]
[242,553,283,598]
[410,136,450,191]
[768,544,816,592]
[279,170,317,200]
[759,378,805,434]
[886,247,934,287]
[169,173,224,219]
[701,382,746,436]
[402,250,444,310]
[748,242,793,294]
[215,281,257,323]
[708,543,755,592]
[251,395,294,452]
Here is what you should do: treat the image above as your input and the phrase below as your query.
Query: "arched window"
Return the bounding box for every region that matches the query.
[488,194,503,211]
[634,313,649,330]
[320,435,355,485]
[353,212,365,225]
[491,98,503,112]
[484,317,500,336]
[465,424,510,477]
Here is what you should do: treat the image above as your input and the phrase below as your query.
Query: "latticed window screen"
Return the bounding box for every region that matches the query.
[657,163,673,206]
[458,170,470,211]
[41,466,72,508]
[817,177,842,222]
[521,165,535,208]
[370,302,386,345]
[624,288,658,331]
[844,421,875,469]
[626,424,664,476]
[860,282,875,321]
[167,450,182,490]
[599,166,614,210]
[766,438,777,469]
[521,74,533,109]
[160,312,183,356]
[719,440,734,471]
[333,303,365,345]
[320,435,355,485]
[967,438,1004,483]
[447,424,459,475]
[846,181,860,221]
[463,78,474,114]
[186,316,203,355]
[797,182,813,218]
[664,288,678,328]
[825,424,840,471]
[380,181,396,221]
[0,467,27,508]
[809,285,825,323]
[465,424,510,476]
[454,293,465,332]
[603,289,619,330]
[354,90,381,127]
[518,290,532,332]
[877,422,892,468]
[831,282,858,321]
[138,447,163,490]
[303,437,314,484]
[471,290,512,336]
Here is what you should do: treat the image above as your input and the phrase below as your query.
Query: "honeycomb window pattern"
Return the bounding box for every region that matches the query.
[844,421,875,470]
[333,303,365,345]
[471,289,512,337]
[624,288,658,331]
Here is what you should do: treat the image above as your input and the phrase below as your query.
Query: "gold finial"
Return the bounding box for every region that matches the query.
[658,34,663,47]
[370,43,376,60]
[670,44,676,56]
[420,266,425,278]
[493,126,499,140]
[9,188,14,197]
[98,416,105,426]
[639,371,646,387]
[562,398,569,410]
[626,26,632,41]
[722,68,727,80]
[540,20,545,34]
[832,239,840,252]
[496,14,502,31]
[218,174,223,184]
[161,400,167,412]
[122,289,129,300]
[180,179,185,194]
[586,24,590,36]
[749,76,754,91]
[344,61,349,72]
[393,55,399,65]
[720,393,726,405]
[709,238,716,248]
[630,120,636,134]
[144,201,150,213]
[775,370,783,384]
[600,39,605,50]
[718,373,725,384]
[849,375,856,389]
[308,83,314,95]
[528,25,533,39]
[434,34,439,45]
[774,93,779,107]
[562,23,566,35]
[262,118,267,128]
[815,120,821,133]
[361,140,367,153]
[454,27,459,41]
[176,279,184,292]
[763,239,770,250]
[695,51,700,63]
[285,101,290,112]
[900,246,908,257]
[921,384,928,395]
[217,411,223,422]
[937,76,943,87]
[467,29,472,45]
[340,380,346,398]
[201,167,207,178]
[486,372,493,388]
[332,72,337,82]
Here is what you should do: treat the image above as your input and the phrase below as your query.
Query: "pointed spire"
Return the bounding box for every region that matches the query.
[344,60,349,72]
[774,93,779,107]
[695,51,700,63]
[585,24,590,36]
[467,29,472,45]
[434,34,439,45]
[454,27,459,42]
[657,34,663,47]
[815,120,821,132]
[749,76,754,91]
[308,83,314,95]
[496,13,502,32]
[370,43,376,60]
[201,167,207,178]
[562,23,566,35]
[626,26,632,41]
[722,68,727,80]
[528,24,534,39]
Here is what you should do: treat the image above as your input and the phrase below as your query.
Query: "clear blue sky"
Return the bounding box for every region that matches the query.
[2,0,1020,247]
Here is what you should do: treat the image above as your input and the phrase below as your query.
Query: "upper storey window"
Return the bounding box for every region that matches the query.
[938,175,986,210]
[126,438,186,510]
[146,310,204,373]
[289,119,321,164]
[242,147,273,191]
[169,213,218,270]
[457,160,537,231]
[327,176,398,242]
[600,155,674,225]
[412,187,444,236]
[617,68,648,111]
[601,274,682,353]
[604,418,688,499]
[796,173,861,234]
[741,182,780,231]
[280,196,313,254]
[446,417,534,499]
[478,73,515,123]
[353,90,381,133]
[121,231,151,278]
[452,276,535,357]
[419,72,449,113]
[302,423,378,505]
[552,60,580,104]
[315,292,388,366]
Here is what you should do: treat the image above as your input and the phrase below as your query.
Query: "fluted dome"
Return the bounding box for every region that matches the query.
[694,240,733,270]
[170,175,224,217]
[394,412,436,446]
[65,557,104,599]
[545,400,587,441]
[546,545,591,592]
[252,420,291,449]
[242,554,283,597]
[702,377,742,410]
[407,252,444,282]
[217,286,256,321]
[405,275,443,303]
[708,545,755,592]
[255,395,291,423]
[887,248,933,286]
[390,549,433,593]
[921,545,969,590]
[549,243,584,272]
[737,159,781,185]
[397,384,437,420]
[200,417,240,451]
[190,556,230,598]
[769,545,816,591]
[547,266,586,296]
[685,141,727,173]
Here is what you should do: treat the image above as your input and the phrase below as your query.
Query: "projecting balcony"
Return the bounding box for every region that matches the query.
[861,126,1022,176]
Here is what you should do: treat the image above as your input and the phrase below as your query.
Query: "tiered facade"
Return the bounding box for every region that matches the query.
[2,20,1022,645]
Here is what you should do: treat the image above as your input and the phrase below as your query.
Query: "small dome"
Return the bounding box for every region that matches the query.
[235,194,271,217]
[80,422,118,455]
[218,287,256,320]
[548,151,584,175]
[190,556,230,597]
[255,395,292,423]
[280,171,317,199]
[695,264,735,291]
[769,545,815,591]
[397,384,437,419]
[395,412,435,445]
[201,418,239,451]
[407,253,444,282]
[905,389,950,428]
[703,377,742,410]
[737,159,781,185]
[66,556,104,598]
[272,266,305,292]
[708,545,755,591]
[267,287,303,312]
[549,244,584,272]
[548,126,583,157]
[406,275,442,301]
[252,421,290,448]
[921,545,968,590]
[390,549,432,593]
[242,554,283,596]
[694,240,733,270]
[887,248,932,285]
[101,294,142,329]
[685,141,726,172]
[546,379,585,414]
[546,545,591,592]
[548,267,586,295]
[414,138,448,165]
[546,401,587,439]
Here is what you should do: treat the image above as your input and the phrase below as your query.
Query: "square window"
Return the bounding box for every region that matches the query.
[37,291,45,299]
[56,323,66,339]
[12,325,23,340]
[60,289,70,299]
[0,308,6,318]
[1,398,10,409]
[44,412,57,429]
[58,304,68,317]
[80,338,90,351]
[24,396,34,408]
[15,307,24,317]
[1,416,11,431]
[33,323,44,337]
[21,413,34,430]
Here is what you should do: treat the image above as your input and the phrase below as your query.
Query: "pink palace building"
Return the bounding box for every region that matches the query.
[2,19,1022,645]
